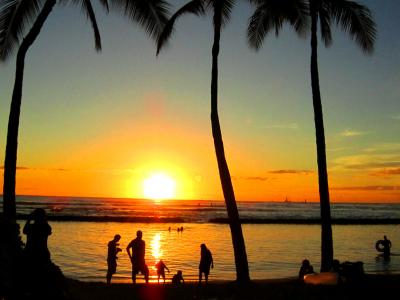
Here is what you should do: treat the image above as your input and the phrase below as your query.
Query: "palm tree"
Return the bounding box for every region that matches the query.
[247,0,376,272]
[157,0,250,282]
[0,0,169,221]
[307,0,375,271]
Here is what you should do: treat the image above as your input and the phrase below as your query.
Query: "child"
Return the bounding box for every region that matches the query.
[172,270,184,285]
[156,260,170,283]
[298,259,314,281]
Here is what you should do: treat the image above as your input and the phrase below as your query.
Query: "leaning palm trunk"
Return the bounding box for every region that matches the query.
[310,3,333,272]
[3,0,57,220]
[210,11,250,282]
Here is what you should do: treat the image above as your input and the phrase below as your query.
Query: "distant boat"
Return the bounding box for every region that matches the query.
[284,196,291,203]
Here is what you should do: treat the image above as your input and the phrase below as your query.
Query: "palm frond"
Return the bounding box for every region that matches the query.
[318,3,332,47]
[247,0,308,51]
[0,0,45,61]
[110,0,171,40]
[99,0,109,13]
[328,0,376,53]
[70,0,102,51]
[156,0,204,55]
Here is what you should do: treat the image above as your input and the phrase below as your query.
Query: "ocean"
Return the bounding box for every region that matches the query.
[5,195,400,282]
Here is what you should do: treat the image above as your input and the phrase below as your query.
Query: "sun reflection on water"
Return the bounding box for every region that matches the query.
[151,233,163,262]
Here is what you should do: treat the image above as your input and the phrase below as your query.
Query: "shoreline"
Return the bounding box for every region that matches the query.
[16,214,400,224]
[65,274,400,300]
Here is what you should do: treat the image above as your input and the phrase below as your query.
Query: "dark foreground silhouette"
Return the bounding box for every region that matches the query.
[66,274,400,300]
[1,208,67,299]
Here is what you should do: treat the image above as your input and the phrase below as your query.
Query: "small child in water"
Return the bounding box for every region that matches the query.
[156,260,170,283]
[172,270,184,285]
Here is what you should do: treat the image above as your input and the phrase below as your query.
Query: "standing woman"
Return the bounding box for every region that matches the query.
[199,243,214,284]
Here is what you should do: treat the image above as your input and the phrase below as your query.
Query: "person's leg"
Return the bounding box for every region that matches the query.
[144,265,149,284]
[132,268,136,284]
[199,270,202,284]
[106,269,111,285]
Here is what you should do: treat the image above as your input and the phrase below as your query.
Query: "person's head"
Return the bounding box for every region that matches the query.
[114,234,121,242]
[32,208,47,223]
[302,259,310,267]
[201,243,206,250]
[332,259,340,271]
[177,270,182,276]
[384,235,387,240]
[136,230,143,239]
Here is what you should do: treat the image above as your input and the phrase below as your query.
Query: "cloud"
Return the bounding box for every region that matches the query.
[333,154,400,171]
[364,143,400,153]
[0,166,67,171]
[0,166,30,170]
[268,170,314,175]
[232,176,269,181]
[332,186,400,191]
[372,168,400,176]
[339,129,369,137]
[391,114,400,120]
[264,123,299,130]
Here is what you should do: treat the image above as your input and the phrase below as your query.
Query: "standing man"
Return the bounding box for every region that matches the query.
[199,243,214,284]
[106,234,121,285]
[126,230,149,284]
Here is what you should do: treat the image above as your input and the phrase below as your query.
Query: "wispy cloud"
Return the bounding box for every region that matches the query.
[391,114,400,120]
[372,168,400,176]
[232,176,269,181]
[339,129,369,137]
[364,143,400,153]
[333,154,400,170]
[332,186,400,191]
[264,123,299,130]
[0,166,68,171]
[268,170,314,175]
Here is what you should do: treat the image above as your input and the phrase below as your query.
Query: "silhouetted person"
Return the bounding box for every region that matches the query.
[199,243,213,284]
[298,259,314,281]
[172,270,184,285]
[156,259,169,283]
[382,235,392,259]
[23,208,52,262]
[180,226,184,232]
[22,209,66,299]
[106,234,121,285]
[127,230,149,284]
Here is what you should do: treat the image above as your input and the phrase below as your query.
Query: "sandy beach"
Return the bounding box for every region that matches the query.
[66,274,400,300]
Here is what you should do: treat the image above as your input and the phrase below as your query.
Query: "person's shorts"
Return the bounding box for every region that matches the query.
[132,263,149,275]
[107,260,117,274]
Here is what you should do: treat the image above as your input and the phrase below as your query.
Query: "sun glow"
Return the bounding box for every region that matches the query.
[143,173,176,200]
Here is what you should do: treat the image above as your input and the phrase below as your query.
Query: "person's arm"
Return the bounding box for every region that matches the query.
[23,214,32,234]
[126,242,132,260]
[211,252,214,268]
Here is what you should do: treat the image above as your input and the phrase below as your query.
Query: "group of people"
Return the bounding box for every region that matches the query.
[298,235,393,283]
[107,230,214,285]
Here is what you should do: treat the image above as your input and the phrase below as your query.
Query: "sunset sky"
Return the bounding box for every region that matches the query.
[0,0,399,202]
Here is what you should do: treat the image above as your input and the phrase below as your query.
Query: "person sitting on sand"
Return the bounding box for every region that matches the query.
[127,230,149,284]
[156,259,170,283]
[199,243,213,284]
[23,208,52,263]
[298,259,314,280]
[106,234,121,285]
[172,270,184,285]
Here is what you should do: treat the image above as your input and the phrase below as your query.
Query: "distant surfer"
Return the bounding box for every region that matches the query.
[376,235,392,260]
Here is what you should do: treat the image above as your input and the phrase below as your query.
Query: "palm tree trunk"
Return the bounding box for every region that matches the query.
[310,2,333,272]
[210,10,250,282]
[2,0,56,220]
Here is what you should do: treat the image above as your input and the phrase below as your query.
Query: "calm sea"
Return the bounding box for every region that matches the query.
[4,196,400,282]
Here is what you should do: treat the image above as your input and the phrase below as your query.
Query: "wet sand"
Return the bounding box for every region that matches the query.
[66,274,400,300]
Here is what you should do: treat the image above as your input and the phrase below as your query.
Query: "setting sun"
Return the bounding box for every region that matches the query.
[143,173,176,200]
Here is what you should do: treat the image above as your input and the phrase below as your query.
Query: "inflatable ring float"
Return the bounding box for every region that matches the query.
[375,240,386,252]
